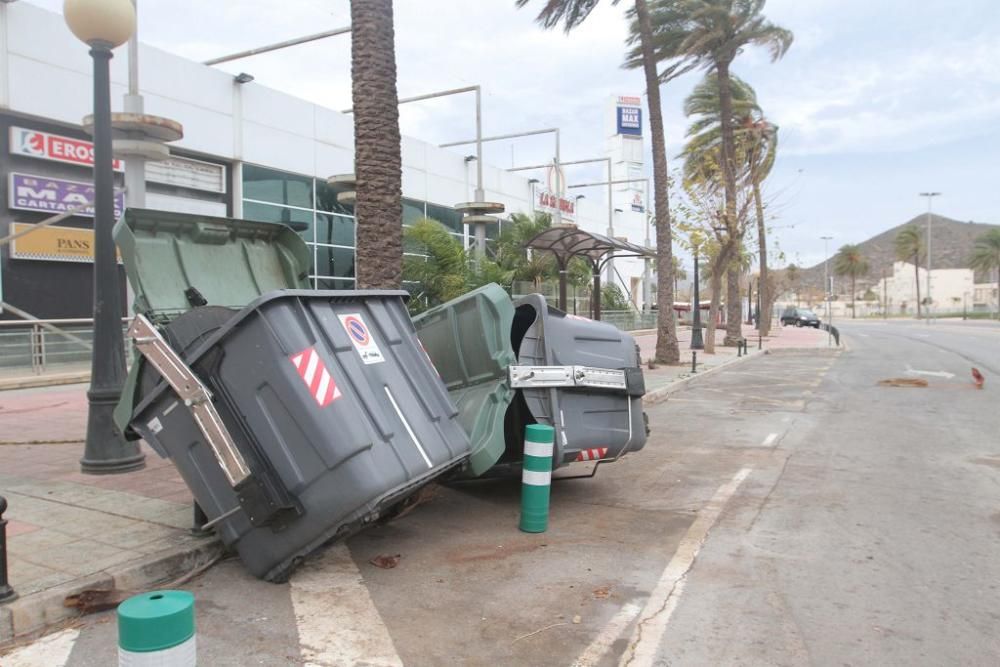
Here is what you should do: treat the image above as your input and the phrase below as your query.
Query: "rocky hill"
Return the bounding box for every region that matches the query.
[791,214,1000,294]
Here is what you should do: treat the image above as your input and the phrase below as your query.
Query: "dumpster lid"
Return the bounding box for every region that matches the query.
[411,283,516,476]
[114,208,311,322]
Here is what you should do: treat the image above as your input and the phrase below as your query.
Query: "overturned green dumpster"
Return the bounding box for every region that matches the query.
[413,284,648,478]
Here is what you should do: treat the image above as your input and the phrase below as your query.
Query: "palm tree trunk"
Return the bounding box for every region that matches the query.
[705,268,721,355]
[914,259,921,319]
[726,264,741,343]
[716,61,743,346]
[753,180,770,336]
[351,0,403,289]
[635,0,678,364]
[704,240,733,355]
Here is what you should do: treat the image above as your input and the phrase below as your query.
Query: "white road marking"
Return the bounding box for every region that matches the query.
[617,467,753,667]
[290,544,403,667]
[762,433,778,447]
[571,603,643,667]
[857,333,870,337]
[905,364,955,379]
[1,628,79,666]
[781,416,791,422]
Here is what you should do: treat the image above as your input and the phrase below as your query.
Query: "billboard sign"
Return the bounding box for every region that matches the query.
[616,104,642,136]
[631,192,645,213]
[8,222,121,263]
[8,172,124,219]
[9,126,226,193]
[537,190,575,221]
[9,126,123,170]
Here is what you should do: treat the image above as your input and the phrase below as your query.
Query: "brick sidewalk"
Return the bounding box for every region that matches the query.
[634,323,831,392]
[0,385,215,643]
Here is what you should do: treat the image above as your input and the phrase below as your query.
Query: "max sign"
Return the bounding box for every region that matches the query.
[9,173,124,219]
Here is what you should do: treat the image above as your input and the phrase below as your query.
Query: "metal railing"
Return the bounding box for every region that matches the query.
[0,317,132,376]
[598,310,657,332]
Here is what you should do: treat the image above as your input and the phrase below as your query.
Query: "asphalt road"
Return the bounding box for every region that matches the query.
[5,320,999,665]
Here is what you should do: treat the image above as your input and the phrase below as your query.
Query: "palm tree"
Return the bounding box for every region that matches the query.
[969,228,1000,320]
[628,0,792,345]
[351,0,403,289]
[516,0,680,364]
[681,72,778,335]
[833,244,869,319]
[894,226,923,319]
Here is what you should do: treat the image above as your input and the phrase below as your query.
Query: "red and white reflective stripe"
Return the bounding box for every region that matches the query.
[575,447,609,462]
[290,346,343,407]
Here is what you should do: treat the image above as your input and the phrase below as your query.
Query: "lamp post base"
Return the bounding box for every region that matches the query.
[80,386,145,475]
[690,323,705,350]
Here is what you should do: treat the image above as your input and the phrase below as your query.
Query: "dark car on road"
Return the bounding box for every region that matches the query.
[780,307,821,328]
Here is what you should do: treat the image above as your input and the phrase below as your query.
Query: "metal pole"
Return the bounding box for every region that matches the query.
[0,495,16,603]
[80,43,145,474]
[439,127,560,148]
[919,192,941,323]
[124,0,145,209]
[606,159,614,286]
[822,236,833,348]
[203,26,352,65]
[593,267,602,321]
[558,262,568,312]
[691,246,704,350]
[643,204,652,313]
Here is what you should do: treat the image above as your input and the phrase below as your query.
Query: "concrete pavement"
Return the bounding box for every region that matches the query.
[0,323,828,648]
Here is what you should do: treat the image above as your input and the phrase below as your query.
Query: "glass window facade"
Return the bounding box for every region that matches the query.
[242,164,504,288]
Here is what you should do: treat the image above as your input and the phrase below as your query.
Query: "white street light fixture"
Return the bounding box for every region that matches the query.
[64,0,135,47]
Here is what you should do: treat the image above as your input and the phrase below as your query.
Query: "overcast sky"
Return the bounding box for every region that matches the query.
[25,0,1000,269]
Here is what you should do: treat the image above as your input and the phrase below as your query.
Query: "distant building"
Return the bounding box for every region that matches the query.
[874,261,974,315]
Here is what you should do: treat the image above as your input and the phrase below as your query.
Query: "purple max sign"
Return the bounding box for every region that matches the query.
[8,172,124,220]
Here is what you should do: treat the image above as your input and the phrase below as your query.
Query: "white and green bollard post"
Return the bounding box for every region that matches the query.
[519,423,555,533]
[118,590,196,666]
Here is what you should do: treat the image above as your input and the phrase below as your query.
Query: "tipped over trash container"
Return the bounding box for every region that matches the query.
[413,284,647,478]
[113,209,472,581]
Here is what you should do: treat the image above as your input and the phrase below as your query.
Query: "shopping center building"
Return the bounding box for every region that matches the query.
[0,2,654,320]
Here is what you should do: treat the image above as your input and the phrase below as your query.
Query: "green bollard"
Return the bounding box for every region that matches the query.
[519,424,555,533]
[118,590,196,666]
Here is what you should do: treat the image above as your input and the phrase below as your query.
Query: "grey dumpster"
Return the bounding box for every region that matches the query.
[113,209,472,581]
[413,284,647,477]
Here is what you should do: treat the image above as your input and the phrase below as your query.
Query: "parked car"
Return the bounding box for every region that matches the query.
[780,307,821,328]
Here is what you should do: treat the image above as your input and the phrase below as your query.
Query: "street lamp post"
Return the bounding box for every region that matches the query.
[65,0,145,474]
[821,235,833,347]
[691,246,704,350]
[919,192,941,323]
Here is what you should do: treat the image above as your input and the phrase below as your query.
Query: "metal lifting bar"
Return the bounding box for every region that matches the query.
[128,315,251,487]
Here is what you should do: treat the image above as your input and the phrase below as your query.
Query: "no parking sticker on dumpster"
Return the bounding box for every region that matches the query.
[338,313,385,365]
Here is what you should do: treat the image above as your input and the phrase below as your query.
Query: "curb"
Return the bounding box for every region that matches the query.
[0,534,223,646]
[0,372,89,391]
[642,350,761,405]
